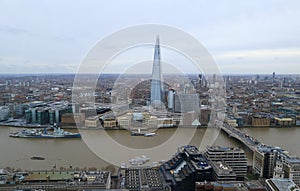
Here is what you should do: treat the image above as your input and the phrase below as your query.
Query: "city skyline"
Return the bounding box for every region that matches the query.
[1,1,300,190]
[0,0,300,74]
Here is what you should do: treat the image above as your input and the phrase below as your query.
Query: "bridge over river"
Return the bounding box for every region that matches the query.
[218,123,262,152]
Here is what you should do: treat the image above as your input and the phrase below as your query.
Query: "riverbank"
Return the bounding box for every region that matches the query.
[0,119,208,129]
[1,120,299,130]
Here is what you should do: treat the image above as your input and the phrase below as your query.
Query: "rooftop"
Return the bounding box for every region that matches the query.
[257,145,283,153]
[24,171,74,182]
[206,145,243,152]
[266,178,300,191]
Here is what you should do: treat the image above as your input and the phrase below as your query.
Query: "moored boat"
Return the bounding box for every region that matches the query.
[144,132,156,137]
[9,127,81,138]
[30,156,45,160]
[130,131,145,136]
[130,128,156,137]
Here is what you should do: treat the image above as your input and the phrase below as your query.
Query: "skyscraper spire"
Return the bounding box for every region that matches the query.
[150,35,164,109]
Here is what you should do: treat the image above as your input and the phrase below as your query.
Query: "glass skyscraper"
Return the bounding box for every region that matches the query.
[150,36,165,109]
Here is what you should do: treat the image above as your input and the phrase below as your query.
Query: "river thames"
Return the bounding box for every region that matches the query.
[0,126,299,173]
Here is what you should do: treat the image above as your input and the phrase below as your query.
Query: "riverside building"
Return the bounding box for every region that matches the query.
[204,145,247,180]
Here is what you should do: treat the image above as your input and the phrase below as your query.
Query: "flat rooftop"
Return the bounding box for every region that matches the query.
[266,178,300,191]
[24,171,74,181]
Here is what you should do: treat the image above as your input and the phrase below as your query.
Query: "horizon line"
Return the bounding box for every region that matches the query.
[0,73,299,76]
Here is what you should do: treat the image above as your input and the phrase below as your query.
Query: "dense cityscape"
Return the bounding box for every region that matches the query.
[0,37,300,191]
[1,1,300,191]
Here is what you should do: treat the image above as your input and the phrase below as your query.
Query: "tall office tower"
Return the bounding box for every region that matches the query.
[225,76,230,91]
[167,89,175,110]
[198,74,203,84]
[150,36,164,109]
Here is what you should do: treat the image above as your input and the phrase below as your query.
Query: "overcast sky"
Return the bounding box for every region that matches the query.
[0,0,299,74]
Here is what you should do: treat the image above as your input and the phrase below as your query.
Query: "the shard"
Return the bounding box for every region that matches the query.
[150,36,164,108]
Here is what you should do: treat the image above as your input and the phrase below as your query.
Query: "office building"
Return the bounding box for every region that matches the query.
[253,146,282,178]
[277,152,300,186]
[250,115,271,126]
[167,89,175,110]
[273,160,284,179]
[117,113,133,128]
[102,119,117,128]
[85,116,101,128]
[174,94,200,113]
[204,145,247,180]
[161,145,212,191]
[266,178,300,191]
[210,161,236,181]
[120,167,168,191]
[14,104,25,118]
[274,117,293,126]
[37,109,49,125]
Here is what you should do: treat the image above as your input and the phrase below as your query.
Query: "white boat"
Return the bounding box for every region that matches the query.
[144,132,156,137]
[129,155,150,165]
[131,128,156,137]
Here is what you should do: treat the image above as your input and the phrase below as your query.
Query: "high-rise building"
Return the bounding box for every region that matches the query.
[225,76,230,91]
[174,94,200,113]
[167,89,175,110]
[253,146,281,179]
[198,74,203,87]
[150,36,165,109]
